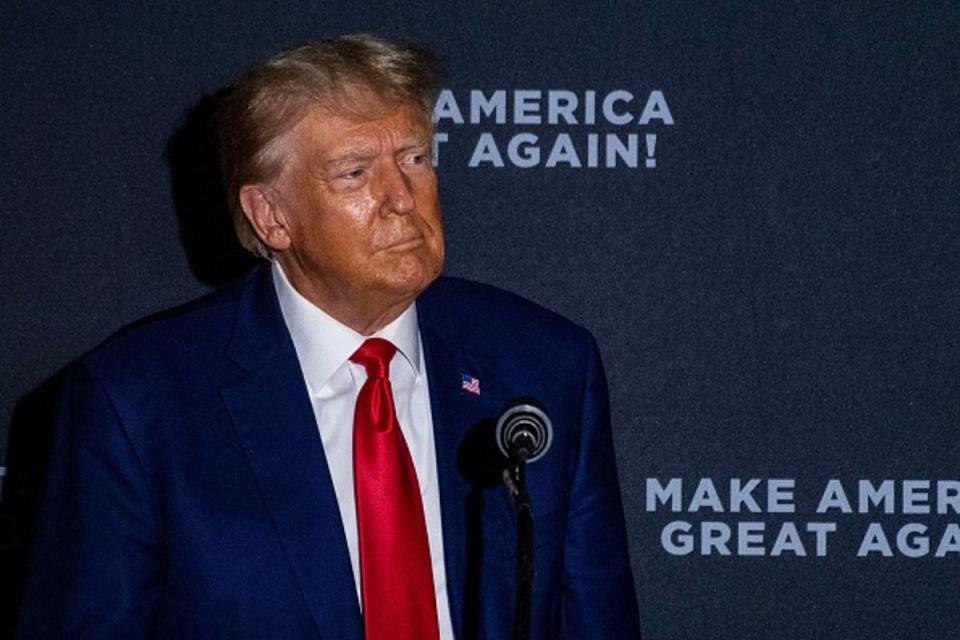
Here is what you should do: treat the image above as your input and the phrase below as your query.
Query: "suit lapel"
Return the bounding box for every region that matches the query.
[219,269,509,639]
[220,266,362,640]
[420,308,506,639]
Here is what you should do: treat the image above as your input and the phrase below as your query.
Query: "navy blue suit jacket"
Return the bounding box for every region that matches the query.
[19,265,640,638]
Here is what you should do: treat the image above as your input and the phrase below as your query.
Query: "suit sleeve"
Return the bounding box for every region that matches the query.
[17,362,163,638]
[560,331,642,638]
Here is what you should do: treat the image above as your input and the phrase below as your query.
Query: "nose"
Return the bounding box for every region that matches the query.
[378,160,415,216]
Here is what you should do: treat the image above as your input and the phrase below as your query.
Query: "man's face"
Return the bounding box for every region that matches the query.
[253,101,445,329]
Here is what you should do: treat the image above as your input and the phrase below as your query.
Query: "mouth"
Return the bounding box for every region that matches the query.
[382,234,425,252]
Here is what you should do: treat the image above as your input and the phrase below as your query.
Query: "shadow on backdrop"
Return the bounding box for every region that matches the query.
[165,91,256,287]
[0,91,256,636]
[0,371,67,636]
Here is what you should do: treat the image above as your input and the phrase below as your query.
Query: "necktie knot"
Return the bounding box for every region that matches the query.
[350,338,397,380]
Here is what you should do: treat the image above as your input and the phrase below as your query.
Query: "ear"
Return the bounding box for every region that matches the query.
[238,184,292,252]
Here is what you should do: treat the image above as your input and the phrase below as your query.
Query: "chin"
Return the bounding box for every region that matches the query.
[380,257,442,298]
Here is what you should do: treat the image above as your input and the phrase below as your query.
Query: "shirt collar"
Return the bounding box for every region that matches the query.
[271,261,421,392]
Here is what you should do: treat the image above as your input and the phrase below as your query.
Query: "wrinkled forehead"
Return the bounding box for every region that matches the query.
[265,98,431,173]
[259,88,433,178]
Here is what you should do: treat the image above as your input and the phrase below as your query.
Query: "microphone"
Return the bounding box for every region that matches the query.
[495,399,552,640]
[495,400,553,464]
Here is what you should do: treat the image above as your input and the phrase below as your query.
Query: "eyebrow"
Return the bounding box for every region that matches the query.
[323,135,431,169]
[323,151,377,169]
[397,134,431,149]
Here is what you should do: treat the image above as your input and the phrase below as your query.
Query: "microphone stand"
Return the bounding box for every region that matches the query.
[502,452,534,640]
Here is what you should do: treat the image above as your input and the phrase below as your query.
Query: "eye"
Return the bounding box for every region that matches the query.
[329,167,368,192]
[403,151,430,168]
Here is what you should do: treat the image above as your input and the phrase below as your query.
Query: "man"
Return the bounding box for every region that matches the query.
[18,35,640,638]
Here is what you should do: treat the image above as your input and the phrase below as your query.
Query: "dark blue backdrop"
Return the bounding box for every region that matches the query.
[2,3,958,638]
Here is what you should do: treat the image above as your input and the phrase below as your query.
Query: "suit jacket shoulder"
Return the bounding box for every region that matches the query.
[82,270,250,381]
[418,276,594,366]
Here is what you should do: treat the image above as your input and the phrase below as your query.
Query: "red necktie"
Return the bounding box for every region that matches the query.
[351,338,440,640]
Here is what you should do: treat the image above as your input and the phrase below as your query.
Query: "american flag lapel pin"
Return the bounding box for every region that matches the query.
[460,373,481,395]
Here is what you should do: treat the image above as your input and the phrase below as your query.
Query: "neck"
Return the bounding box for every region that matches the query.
[330,300,412,336]
[275,261,415,336]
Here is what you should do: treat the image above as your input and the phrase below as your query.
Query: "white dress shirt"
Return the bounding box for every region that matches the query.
[272,262,454,639]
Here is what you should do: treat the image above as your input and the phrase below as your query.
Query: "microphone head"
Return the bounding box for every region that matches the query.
[495,400,553,463]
